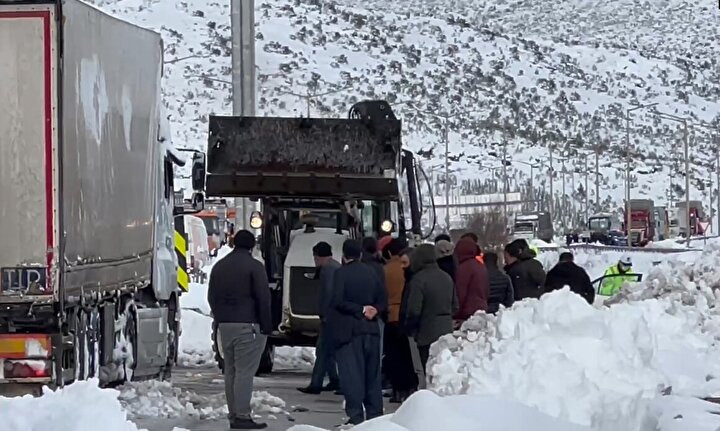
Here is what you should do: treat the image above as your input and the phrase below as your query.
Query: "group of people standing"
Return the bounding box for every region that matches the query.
[206,229,609,429]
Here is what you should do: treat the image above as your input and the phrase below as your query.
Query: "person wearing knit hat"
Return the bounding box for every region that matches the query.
[298,242,341,395]
[503,238,546,300]
[435,240,456,281]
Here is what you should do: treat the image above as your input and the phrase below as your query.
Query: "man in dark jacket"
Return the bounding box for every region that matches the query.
[405,244,457,373]
[298,242,340,394]
[504,239,546,301]
[484,252,514,314]
[543,252,595,304]
[208,230,272,430]
[453,239,490,322]
[329,240,388,425]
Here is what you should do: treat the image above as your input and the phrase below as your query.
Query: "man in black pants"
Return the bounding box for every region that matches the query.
[298,242,341,394]
[327,239,388,425]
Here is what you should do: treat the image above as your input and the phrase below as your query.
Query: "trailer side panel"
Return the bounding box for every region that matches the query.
[60,0,162,297]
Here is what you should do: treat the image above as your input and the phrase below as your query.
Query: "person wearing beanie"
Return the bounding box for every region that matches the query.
[298,242,341,394]
[208,230,271,430]
[434,233,451,244]
[504,239,546,300]
[435,240,456,281]
[327,239,387,425]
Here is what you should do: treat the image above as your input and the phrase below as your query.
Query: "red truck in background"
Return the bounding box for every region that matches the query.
[676,200,705,237]
[625,199,655,246]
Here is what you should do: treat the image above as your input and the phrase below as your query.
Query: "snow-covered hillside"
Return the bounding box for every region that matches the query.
[91,0,720,227]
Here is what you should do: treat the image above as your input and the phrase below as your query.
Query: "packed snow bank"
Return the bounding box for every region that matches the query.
[288,390,589,431]
[429,286,720,430]
[119,380,286,420]
[536,246,701,282]
[178,308,214,366]
[0,379,140,431]
[275,346,315,371]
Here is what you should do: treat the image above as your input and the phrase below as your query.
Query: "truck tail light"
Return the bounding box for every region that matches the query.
[0,334,51,359]
[2,359,51,379]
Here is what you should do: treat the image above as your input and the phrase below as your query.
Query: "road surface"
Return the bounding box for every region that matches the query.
[134,365,398,431]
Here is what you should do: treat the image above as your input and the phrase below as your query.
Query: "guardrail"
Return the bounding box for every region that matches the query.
[536,243,705,254]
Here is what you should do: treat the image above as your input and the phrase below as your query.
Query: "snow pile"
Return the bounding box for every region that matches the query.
[289,390,590,431]
[429,288,720,430]
[536,246,701,283]
[0,379,140,431]
[119,380,286,420]
[178,308,214,366]
[607,240,720,306]
[274,346,315,371]
[119,380,227,420]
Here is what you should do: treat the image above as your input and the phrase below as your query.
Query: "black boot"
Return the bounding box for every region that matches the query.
[230,417,267,430]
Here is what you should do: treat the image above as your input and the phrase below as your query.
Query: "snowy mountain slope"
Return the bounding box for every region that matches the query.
[89,0,720,227]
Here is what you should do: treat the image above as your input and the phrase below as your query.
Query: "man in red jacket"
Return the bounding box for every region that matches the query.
[453,239,490,326]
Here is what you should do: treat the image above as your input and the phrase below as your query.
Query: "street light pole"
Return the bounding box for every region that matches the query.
[562,157,567,230]
[549,146,554,221]
[624,103,658,246]
[502,139,508,222]
[654,109,691,247]
[683,120,690,247]
[444,118,450,232]
[583,153,589,222]
[595,149,600,212]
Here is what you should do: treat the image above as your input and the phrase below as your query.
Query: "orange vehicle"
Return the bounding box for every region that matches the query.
[196,199,232,254]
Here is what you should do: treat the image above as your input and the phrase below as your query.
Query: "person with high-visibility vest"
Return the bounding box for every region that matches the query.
[599,255,636,296]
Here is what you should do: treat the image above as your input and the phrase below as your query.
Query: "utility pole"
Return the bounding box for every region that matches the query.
[654,109,690,247]
[404,105,483,232]
[444,118,450,232]
[684,120,690,247]
[595,149,600,212]
[584,153,589,223]
[549,146,554,221]
[502,138,508,222]
[231,0,255,231]
[561,157,567,230]
[624,103,658,246]
[716,145,719,235]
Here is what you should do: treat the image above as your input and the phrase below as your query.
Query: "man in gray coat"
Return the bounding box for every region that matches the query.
[405,244,458,372]
[298,242,341,394]
[208,230,272,430]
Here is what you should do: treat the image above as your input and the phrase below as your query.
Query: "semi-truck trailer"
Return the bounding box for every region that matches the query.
[0,0,200,394]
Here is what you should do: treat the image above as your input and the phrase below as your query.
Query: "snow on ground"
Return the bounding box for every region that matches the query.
[537,246,702,282]
[289,389,590,431]
[429,240,720,430]
[0,379,141,431]
[275,346,316,371]
[178,308,214,366]
[119,380,286,420]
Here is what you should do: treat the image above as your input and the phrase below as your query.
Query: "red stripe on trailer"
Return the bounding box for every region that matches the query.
[0,10,54,284]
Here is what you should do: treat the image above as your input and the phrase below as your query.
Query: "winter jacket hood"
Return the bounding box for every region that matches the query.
[454,246,490,320]
[410,244,438,274]
[454,239,478,263]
